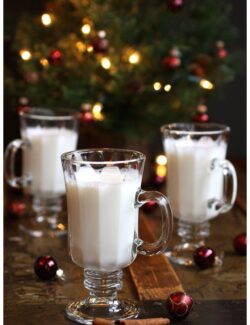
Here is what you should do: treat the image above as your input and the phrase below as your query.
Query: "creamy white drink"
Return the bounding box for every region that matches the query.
[163,136,227,224]
[22,127,78,195]
[65,166,141,272]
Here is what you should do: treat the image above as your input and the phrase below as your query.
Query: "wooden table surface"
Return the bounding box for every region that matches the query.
[4,160,246,324]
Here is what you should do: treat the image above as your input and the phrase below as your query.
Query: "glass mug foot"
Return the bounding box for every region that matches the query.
[165,242,205,266]
[65,298,139,324]
[19,213,67,238]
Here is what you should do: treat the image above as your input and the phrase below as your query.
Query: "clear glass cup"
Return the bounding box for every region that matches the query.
[5,107,79,237]
[61,148,173,324]
[161,123,237,266]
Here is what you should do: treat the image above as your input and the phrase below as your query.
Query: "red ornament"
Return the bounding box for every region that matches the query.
[48,49,62,65]
[234,233,246,256]
[92,31,109,54]
[193,104,209,123]
[217,48,228,59]
[166,291,193,320]
[142,200,157,213]
[163,56,181,70]
[167,0,184,12]
[193,246,215,269]
[34,256,58,280]
[80,111,94,122]
[9,201,26,217]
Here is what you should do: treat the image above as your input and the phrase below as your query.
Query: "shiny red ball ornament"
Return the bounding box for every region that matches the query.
[80,111,93,122]
[9,201,26,217]
[167,0,184,12]
[163,56,181,70]
[234,233,246,256]
[92,32,109,54]
[193,246,215,269]
[193,104,209,123]
[34,256,58,280]
[142,200,157,213]
[166,291,193,320]
[217,48,228,59]
[48,49,62,65]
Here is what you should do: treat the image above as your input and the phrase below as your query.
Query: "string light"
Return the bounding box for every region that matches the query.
[92,102,103,114]
[128,51,140,64]
[40,58,49,67]
[164,84,172,92]
[153,82,162,91]
[41,13,53,26]
[19,49,32,61]
[101,57,111,69]
[155,155,167,166]
[75,41,86,52]
[81,24,91,35]
[86,45,93,53]
[199,79,214,90]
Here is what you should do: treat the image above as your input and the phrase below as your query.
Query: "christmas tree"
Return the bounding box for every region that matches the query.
[5,0,242,138]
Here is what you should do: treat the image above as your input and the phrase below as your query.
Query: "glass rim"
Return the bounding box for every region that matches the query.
[61,148,146,164]
[19,107,80,121]
[160,122,230,135]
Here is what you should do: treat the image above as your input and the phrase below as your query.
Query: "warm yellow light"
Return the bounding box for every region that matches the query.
[164,84,172,92]
[156,165,167,177]
[57,223,65,230]
[40,58,49,67]
[128,52,140,64]
[93,111,105,121]
[86,45,93,53]
[101,57,111,69]
[41,13,52,26]
[199,79,214,90]
[153,82,162,91]
[75,41,86,52]
[81,24,91,35]
[19,49,32,61]
[93,103,103,114]
[155,154,167,166]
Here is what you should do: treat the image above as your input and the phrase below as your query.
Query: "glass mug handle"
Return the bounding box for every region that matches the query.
[4,139,32,188]
[208,159,237,214]
[135,189,173,256]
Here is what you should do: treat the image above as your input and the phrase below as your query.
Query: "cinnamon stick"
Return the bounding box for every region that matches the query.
[116,318,170,325]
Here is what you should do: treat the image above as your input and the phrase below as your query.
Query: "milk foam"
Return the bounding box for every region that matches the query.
[66,167,141,272]
[22,127,78,195]
[163,136,227,224]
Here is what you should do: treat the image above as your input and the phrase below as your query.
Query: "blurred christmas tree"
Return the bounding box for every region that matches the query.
[4,0,243,138]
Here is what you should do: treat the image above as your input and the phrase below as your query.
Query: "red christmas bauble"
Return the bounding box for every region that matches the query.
[167,0,184,12]
[142,200,157,213]
[9,201,26,217]
[92,37,109,54]
[80,111,93,122]
[166,291,193,320]
[217,48,228,59]
[48,49,62,65]
[193,246,215,269]
[193,113,209,123]
[163,56,181,69]
[34,256,58,280]
[234,233,246,255]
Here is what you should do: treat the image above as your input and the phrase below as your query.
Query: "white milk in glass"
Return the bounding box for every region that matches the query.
[22,127,78,195]
[65,166,141,272]
[163,136,227,224]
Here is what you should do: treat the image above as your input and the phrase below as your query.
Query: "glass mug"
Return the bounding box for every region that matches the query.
[61,148,173,324]
[5,108,79,237]
[161,123,237,266]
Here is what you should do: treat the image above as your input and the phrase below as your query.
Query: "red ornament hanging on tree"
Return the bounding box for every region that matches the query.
[48,49,62,65]
[16,97,30,113]
[163,48,181,70]
[80,103,94,123]
[193,104,209,123]
[216,40,228,59]
[92,31,109,54]
[167,0,184,12]
[166,291,193,320]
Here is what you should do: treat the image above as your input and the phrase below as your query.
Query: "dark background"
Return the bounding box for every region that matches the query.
[4,0,246,158]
